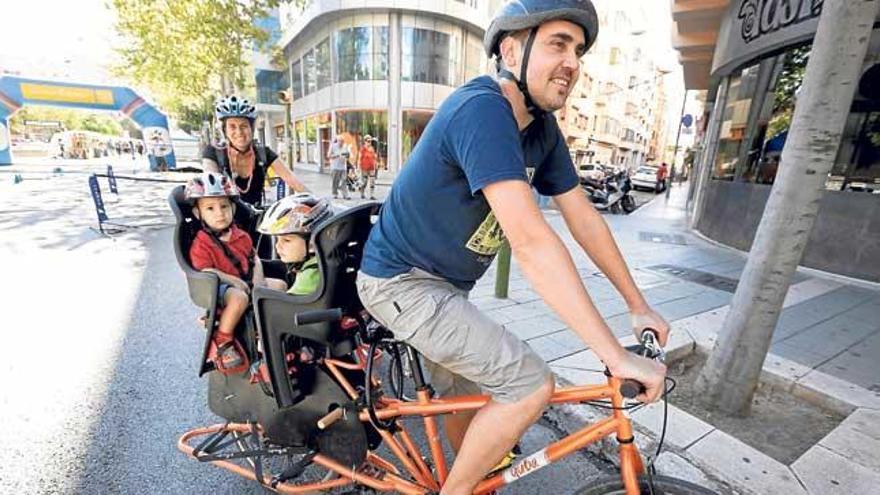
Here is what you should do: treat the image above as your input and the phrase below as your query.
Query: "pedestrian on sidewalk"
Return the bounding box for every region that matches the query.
[328,135,350,199]
[358,134,378,199]
[357,1,668,492]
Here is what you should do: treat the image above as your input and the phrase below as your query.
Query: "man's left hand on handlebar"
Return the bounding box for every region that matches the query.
[630,306,670,347]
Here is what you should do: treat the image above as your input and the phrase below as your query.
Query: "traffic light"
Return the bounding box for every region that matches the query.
[278,89,293,104]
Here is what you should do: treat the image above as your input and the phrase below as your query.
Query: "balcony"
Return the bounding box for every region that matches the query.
[670,0,729,90]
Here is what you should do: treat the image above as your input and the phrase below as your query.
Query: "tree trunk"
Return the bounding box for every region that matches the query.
[695,0,879,416]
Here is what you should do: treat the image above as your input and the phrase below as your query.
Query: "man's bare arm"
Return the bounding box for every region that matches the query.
[483,180,664,401]
[555,187,669,344]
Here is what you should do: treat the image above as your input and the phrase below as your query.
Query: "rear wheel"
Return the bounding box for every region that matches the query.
[574,475,718,495]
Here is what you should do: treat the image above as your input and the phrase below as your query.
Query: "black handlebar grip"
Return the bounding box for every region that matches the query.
[294,308,343,326]
[620,379,644,399]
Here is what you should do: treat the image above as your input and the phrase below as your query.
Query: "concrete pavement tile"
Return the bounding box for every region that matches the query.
[491,301,548,323]
[794,370,880,415]
[686,429,806,494]
[761,353,813,389]
[782,278,843,307]
[507,288,541,304]
[791,445,880,494]
[470,295,518,312]
[505,315,567,341]
[485,308,517,325]
[816,333,880,392]
[770,342,830,368]
[596,298,629,318]
[629,402,715,450]
[525,334,572,362]
[665,327,696,361]
[653,452,732,494]
[672,307,729,352]
[774,315,878,364]
[550,350,608,386]
[654,290,732,322]
[547,331,589,358]
[816,408,880,473]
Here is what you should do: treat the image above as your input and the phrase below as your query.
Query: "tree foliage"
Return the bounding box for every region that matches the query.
[109,0,290,130]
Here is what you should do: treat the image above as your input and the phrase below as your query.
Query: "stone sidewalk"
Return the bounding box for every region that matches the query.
[466,183,880,494]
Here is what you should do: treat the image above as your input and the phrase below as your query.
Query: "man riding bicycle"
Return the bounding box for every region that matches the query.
[357,1,668,493]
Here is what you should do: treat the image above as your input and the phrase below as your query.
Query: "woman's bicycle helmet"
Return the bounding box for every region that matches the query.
[184,172,239,203]
[215,95,257,124]
[258,193,334,236]
[484,0,599,116]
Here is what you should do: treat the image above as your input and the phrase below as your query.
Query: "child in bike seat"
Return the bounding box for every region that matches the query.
[257,193,334,296]
[185,172,286,373]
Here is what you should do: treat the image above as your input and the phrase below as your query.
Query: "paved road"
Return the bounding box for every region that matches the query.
[1,161,618,494]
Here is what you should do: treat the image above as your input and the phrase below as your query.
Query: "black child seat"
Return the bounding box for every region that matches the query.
[169,186,381,468]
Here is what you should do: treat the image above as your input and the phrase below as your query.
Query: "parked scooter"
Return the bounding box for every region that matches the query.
[582,169,636,214]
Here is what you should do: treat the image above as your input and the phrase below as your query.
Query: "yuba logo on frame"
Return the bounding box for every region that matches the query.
[502,449,550,483]
[738,0,823,44]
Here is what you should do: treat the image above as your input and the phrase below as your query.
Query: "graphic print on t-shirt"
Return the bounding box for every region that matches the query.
[465,164,537,258]
[466,210,505,257]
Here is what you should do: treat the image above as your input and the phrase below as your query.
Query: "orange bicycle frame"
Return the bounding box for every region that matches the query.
[179,356,646,495]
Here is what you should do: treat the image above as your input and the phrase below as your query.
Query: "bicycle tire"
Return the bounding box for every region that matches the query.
[574,474,718,495]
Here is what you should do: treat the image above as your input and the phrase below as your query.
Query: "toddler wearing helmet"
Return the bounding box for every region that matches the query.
[258,193,334,295]
[185,172,285,374]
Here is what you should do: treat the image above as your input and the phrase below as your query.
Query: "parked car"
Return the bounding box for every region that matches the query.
[578,163,604,183]
[631,165,665,192]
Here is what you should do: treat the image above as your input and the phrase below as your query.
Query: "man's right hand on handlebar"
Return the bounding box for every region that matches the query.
[608,352,667,403]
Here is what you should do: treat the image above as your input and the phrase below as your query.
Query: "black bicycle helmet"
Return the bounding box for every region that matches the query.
[484,0,599,116]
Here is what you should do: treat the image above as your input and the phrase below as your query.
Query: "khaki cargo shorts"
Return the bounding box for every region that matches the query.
[356,268,552,404]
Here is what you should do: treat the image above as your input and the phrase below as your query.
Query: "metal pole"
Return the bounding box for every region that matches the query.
[494,241,511,299]
[284,101,293,170]
[667,89,688,199]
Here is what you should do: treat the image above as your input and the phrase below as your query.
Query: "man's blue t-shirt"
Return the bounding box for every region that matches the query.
[360,76,579,290]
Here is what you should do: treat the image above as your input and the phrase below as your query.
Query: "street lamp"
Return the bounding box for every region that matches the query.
[278,89,294,169]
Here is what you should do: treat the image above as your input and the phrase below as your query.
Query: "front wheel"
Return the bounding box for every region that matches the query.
[574,475,718,495]
[621,195,636,213]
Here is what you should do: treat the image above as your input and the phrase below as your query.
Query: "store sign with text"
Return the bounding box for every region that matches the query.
[738,0,823,44]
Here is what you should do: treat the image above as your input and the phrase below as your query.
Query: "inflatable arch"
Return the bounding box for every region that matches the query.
[0,76,176,170]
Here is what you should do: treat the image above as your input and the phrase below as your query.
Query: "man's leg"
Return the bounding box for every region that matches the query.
[444,378,553,494]
[331,170,339,197]
[357,270,553,493]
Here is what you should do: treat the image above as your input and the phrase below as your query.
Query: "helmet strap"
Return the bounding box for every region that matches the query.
[497,27,545,119]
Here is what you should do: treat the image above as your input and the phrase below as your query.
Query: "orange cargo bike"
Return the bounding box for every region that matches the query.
[169,193,716,494]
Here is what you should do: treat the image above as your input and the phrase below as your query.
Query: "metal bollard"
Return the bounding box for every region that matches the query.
[494,241,511,299]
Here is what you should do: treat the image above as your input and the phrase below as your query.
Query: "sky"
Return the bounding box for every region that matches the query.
[0,1,124,85]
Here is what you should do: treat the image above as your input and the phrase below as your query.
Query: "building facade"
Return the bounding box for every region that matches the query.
[556,0,676,171]
[254,0,504,176]
[672,0,880,282]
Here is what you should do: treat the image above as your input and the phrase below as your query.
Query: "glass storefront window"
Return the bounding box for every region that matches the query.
[373,26,389,80]
[294,119,305,163]
[315,37,332,90]
[335,110,388,169]
[291,60,303,99]
[336,26,387,82]
[402,110,434,165]
[303,48,317,95]
[305,115,318,164]
[463,35,483,82]
[710,32,880,191]
[402,28,460,86]
[256,70,288,105]
[712,63,763,180]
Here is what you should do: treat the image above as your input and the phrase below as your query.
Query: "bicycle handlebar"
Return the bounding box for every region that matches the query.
[619,329,662,399]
